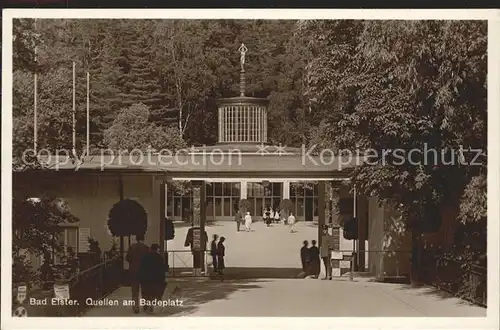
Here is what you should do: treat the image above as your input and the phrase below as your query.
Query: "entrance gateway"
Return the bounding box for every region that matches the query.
[159,43,366,275]
[13,43,371,278]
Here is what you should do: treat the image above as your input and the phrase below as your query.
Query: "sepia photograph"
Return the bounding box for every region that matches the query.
[1,9,498,330]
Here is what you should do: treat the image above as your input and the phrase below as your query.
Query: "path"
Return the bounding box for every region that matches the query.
[84,277,486,317]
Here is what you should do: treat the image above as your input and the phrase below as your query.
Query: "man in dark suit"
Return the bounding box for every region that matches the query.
[126,233,149,313]
[139,244,166,313]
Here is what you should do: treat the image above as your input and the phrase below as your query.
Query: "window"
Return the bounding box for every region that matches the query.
[290,182,319,221]
[50,227,79,265]
[247,182,283,216]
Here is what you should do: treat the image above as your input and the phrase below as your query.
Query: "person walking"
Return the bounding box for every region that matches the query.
[308,240,321,278]
[270,208,275,224]
[138,244,166,314]
[320,225,335,280]
[210,234,219,274]
[300,240,310,276]
[235,210,242,232]
[274,208,280,224]
[217,236,226,281]
[126,233,150,314]
[244,211,253,231]
[288,212,296,233]
[265,207,271,226]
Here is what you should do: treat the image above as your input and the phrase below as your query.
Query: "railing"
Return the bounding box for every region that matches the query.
[67,256,123,314]
[12,257,123,316]
[164,250,210,277]
[330,249,412,278]
[422,254,487,307]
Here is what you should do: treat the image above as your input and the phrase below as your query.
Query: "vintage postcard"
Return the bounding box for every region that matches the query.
[1,8,499,330]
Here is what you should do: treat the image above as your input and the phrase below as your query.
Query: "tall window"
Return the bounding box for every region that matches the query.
[218,105,268,143]
[247,182,282,217]
[43,226,79,265]
[206,182,240,220]
[290,182,319,221]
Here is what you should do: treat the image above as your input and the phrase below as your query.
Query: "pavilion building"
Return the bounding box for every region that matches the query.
[13,44,414,279]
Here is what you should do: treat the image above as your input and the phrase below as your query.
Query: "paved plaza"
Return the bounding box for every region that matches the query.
[83,221,486,317]
[84,277,486,317]
[164,220,359,271]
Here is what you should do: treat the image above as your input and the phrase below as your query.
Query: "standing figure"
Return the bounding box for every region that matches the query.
[217,237,226,281]
[184,224,209,273]
[269,208,275,224]
[235,209,241,232]
[126,234,150,314]
[308,240,321,278]
[320,225,335,280]
[274,208,280,224]
[265,207,272,227]
[210,234,219,273]
[138,244,166,314]
[288,212,296,233]
[244,211,253,232]
[239,43,248,71]
[300,240,310,276]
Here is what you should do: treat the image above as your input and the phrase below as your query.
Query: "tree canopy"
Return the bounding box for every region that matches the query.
[303,20,487,229]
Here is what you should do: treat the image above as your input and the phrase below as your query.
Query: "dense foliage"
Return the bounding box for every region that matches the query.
[12,19,309,157]
[12,196,79,283]
[107,199,148,237]
[303,20,487,234]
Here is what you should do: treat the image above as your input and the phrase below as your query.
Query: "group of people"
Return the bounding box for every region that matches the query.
[263,206,297,232]
[299,225,336,280]
[126,234,167,314]
[209,234,226,280]
[234,207,297,233]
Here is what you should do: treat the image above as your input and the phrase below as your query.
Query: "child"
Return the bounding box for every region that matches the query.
[217,236,226,281]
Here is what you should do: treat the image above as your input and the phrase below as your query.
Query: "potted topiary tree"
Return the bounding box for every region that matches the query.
[238,199,251,219]
[279,199,294,220]
[107,199,148,262]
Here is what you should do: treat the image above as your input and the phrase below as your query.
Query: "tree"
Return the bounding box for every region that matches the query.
[304,20,486,235]
[103,103,187,152]
[107,199,148,238]
[12,196,79,284]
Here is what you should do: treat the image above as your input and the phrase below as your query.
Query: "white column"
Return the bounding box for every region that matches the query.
[164,183,168,217]
[240,181,248,199]
[235,106,239,142]
[218,107,222,142]
[263,109,268,142]
[282,180,290,199]
[224,108,228,142]
[257,108,261,142]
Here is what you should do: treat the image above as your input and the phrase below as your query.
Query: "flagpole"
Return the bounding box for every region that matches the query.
[33,18,38,153]
[86,72,90,156]
[72,61,76,156]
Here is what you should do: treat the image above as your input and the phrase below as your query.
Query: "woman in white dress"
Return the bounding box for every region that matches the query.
[288,212,296,233]
[244,212,253,231]
[274,209,280,224]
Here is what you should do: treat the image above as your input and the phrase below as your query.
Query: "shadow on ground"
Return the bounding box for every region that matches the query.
[394,284,485,308]
[171,267,303,280]
[94,278,270,317]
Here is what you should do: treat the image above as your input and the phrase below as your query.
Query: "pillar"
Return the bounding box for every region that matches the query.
[159,179,165,259]
[282,180,290,199]
[318,181,326,247]
[240,181,248,199]
[357,195,368,271]
[330,183,341,271]
[191,180,206,276]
